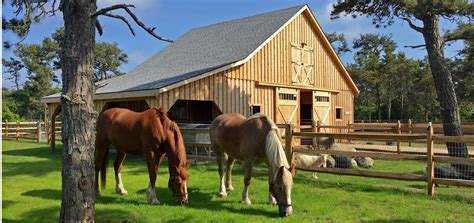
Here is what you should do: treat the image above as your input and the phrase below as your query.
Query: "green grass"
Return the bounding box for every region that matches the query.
[3,140,474,222]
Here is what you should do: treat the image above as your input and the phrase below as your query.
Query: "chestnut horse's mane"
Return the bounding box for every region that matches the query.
[152,107,188,170]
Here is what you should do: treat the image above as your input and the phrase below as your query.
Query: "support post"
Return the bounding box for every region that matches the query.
[396,120,402,153]
[427,122,435,196]
[37,121,41,143]
[285,123,295,176]
[51,117,56,153]
[16,120,20,140]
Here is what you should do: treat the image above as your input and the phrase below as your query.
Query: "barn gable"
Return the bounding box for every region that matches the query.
[42,5,357,103]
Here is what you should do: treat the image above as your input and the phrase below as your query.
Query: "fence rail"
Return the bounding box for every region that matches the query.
[284,123,474,196]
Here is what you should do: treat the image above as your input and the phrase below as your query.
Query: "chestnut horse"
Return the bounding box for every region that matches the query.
[95,107,190,205]
[210,113,293,217]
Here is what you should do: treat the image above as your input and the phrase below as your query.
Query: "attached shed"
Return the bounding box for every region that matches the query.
[42,5,359,147]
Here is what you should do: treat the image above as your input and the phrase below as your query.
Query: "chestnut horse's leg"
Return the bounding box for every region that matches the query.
[225,157,235,192]
[145,151,160,204]
[215,149,228,197]
[94,137,109,196]
[242,160,254,205]
[114,151,128,195]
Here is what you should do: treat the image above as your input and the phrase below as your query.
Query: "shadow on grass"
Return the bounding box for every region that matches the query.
[295,174,473,204]
[96,186,279,218]
[3,145,62,177]
[22,189,61,200]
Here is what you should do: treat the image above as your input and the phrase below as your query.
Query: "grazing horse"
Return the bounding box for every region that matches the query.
[210,113,293,217]
[95,107,190,205]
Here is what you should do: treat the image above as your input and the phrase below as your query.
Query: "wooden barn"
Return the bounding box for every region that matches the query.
[42,5,359,145]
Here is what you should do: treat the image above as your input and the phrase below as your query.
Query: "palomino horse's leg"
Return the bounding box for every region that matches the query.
[215,150,228,197]
[242,160,253,205]
[145,151,160,204]
[268,171,277,205]
[225,157,235,192]
[114,151,128,195]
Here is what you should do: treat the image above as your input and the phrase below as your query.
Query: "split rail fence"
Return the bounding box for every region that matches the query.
[282,123,474,196]
[2,120,61,144]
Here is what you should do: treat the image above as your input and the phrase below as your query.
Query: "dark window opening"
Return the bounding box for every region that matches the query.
[106,100,149,112]
[336,107,342,120]
[315,96,330,102]
[168,100,222,124]
[250,105,261,115]
[279,93,297,101]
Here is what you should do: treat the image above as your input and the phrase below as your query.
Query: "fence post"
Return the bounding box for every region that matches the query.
[426,122,435,196]
[16,120,20,140]
[311,120,317,148]
[37,121,41,143]
[408,119,413,147]
[285,123,295,176]
[5,120,8,137]
[396,120,401,154]
[316,120,321,149]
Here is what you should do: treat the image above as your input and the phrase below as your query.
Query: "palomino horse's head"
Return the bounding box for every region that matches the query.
[270,166,293,217]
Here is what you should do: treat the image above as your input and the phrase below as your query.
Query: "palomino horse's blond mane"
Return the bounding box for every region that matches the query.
[247,114,290,181]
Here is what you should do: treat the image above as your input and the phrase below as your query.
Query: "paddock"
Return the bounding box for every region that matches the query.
[3,139,473,222]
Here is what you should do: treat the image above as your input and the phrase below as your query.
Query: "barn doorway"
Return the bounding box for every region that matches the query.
[300,90,313,145]
[300,90,313,126]
[168,100,222,124]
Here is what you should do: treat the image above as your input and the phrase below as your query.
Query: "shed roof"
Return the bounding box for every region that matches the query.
[43,5,358,103]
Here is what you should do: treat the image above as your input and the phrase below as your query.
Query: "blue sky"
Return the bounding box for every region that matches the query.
[1,0,465,89]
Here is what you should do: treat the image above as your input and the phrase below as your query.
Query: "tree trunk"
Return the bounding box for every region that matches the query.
[59,0,97,221]
[421,15,471,177]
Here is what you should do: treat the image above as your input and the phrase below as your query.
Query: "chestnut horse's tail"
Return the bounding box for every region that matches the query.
[100,146,109,190]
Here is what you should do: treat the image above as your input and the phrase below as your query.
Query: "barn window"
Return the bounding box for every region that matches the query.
[250,105,261,115]
[279,93,297,101]
[315,96,330,102]
[336,107,342,120]
[168,100,222,124]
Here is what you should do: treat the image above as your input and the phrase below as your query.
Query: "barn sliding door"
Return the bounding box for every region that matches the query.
[313,91,331,131]
[275,87,298,125]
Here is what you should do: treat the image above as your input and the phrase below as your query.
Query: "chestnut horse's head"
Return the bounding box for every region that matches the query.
[156,108,191,205]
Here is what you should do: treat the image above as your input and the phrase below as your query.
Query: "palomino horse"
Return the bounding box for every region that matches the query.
[210,113,293,217]
[95,107,190,205]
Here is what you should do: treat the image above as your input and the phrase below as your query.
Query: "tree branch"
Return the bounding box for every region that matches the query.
[95,20,103,36]
[404,44,426,49]
[92,4,174,43]
[401,17,424,33]
[102,13,135,36]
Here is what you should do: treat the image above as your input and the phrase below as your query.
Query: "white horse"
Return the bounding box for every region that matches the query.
[295,154,328,179]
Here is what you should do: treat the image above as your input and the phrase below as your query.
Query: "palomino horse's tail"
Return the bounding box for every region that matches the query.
[100,147,109,190]
[265,120,290,171]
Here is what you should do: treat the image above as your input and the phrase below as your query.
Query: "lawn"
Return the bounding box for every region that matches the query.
[2,140,473,222]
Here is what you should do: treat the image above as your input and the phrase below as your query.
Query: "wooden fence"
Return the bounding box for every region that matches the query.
[2,120,61,143]
[284,123,474,196]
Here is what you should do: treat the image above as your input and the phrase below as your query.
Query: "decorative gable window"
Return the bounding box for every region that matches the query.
[291,43,314,86]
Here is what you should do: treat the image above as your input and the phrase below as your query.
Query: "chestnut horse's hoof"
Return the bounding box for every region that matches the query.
[217,191,228,197]
[226,185,234,192]
[116,189,129,196]
[242,199,251,205]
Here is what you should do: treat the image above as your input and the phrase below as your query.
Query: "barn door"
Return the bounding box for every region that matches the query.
[291,43,314,86]
[275,87,299,125]
[313,91,331,131]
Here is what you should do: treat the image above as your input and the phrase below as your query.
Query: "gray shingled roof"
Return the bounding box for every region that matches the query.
[44,5,305,99]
